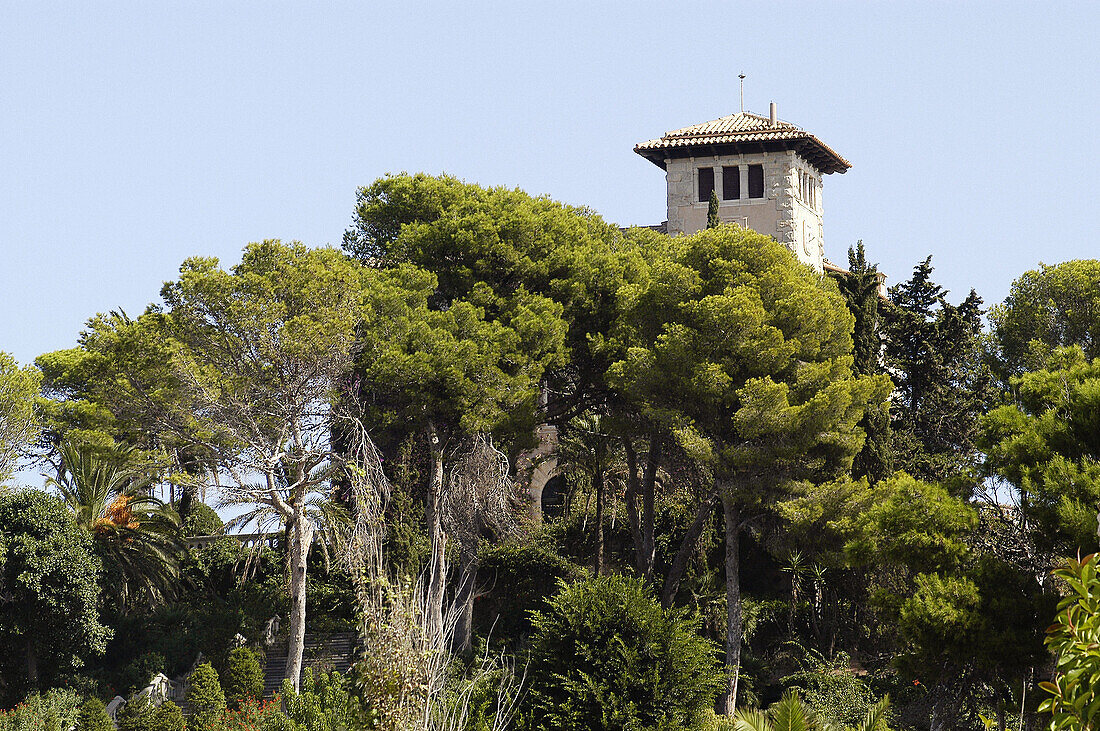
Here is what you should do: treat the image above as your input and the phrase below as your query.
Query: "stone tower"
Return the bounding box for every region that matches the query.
[634,103,850,272]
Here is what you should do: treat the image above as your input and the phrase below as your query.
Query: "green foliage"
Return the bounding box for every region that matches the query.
[476,540,584,640]
[281,668,363,731]
[0,489,111,701]
[883,257,991,484]
[48,438,183,608]
[225,647,265,709]
[344,172,649,418]
[725,690,892,731]
[115,695,155,731]
[148,701,185,731]
[707,190,720,229]
[782,651,879,727]
[980,346,1100,554]
[831,243,893,483]
[608,224,890,493]
[187,662,228,731]
[118,651,167,695]
[0,351,40,484]
[74,698,113,731]
[1040,554,1100,730]
[185,501,225,537]
[843,472,975,574]
[987,259,1100,381]
[0,689,81,731]
[526,574,720,731]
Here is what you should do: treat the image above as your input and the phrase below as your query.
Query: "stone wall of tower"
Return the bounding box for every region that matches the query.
[664,149,825,272]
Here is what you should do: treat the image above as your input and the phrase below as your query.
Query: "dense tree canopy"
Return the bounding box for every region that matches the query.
[980,346,1100,554]
[0,352,40,483]
[0,490,111,699]
[607,224,890,710]
[883,257,992,486]
[987,259,1100,381]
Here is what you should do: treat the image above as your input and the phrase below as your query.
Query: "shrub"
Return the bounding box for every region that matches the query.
[149,701,186,731]
[119,651,167,695]
[225,647,266,708]
[74,698,113,731]
[525,574,720,731]
[1040,554,1100,729]
[282,669,363,731]
[115,695,155,731]
[0,689,81,731]
[184,501,225,537]
[187,661,228,731]
[782,650,879,726]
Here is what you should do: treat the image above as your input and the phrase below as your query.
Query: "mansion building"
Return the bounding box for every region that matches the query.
[634,103,850,273]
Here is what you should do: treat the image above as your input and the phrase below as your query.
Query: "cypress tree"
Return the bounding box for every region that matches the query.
[74,698,114,731]
[186,662,227,731]
[149,701,185,731]
[115,695,154,731]
[224,647,265,708]
[832,241,894,483]
[706,189,720,228]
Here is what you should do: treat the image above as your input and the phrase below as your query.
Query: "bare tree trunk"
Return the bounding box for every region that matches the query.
[623,434,661,581]
[26,638,37,688]
[718,495,741,715]
[594,467,605,576]
[640,435,661,582]
[425,423,447,644]
[284,510,314,691]
[453,547,478,656]
[662,490,719,608]
[623,438,643,569]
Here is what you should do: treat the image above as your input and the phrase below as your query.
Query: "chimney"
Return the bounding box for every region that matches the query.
[769,102,778,127]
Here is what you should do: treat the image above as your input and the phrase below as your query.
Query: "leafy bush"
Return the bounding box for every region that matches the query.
[184,501,225,537]
[119,651,166,695]
[1040,554,1100,729]
[476,540,584,640]
[187,661,228,731]
[281,669,365,731]
[782,650,880,727]
[525,574,720,731]
[0,689,81,731]
[724,690,892,731]
[225,647,265,708]
[74,698,113,731]
[149,700,186,731]
[115,694,155,731]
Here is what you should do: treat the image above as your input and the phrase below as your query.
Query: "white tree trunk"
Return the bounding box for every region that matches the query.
[426,425,447,644]
[284,512,314,691]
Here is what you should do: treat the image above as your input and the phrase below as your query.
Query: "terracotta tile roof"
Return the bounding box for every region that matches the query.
[635,112,851,175]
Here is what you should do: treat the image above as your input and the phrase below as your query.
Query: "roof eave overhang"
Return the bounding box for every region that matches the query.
[634,137,850,175]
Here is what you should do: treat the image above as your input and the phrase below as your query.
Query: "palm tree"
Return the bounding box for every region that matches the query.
[49,439,183,608]
[732,690,892,731]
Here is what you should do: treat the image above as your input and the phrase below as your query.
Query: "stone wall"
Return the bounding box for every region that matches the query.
[664,150,825,272]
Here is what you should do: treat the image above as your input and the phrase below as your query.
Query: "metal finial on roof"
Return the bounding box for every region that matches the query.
[739,74,746,112]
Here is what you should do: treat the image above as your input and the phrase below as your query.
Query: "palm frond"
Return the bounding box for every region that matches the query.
[732,709,772,731]
[771,691,812,731]
[852,695,891,731]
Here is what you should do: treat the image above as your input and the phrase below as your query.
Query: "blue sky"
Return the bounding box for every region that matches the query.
[2,2,1098,371]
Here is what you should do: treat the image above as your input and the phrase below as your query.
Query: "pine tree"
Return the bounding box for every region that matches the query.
[707,189,720,228]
